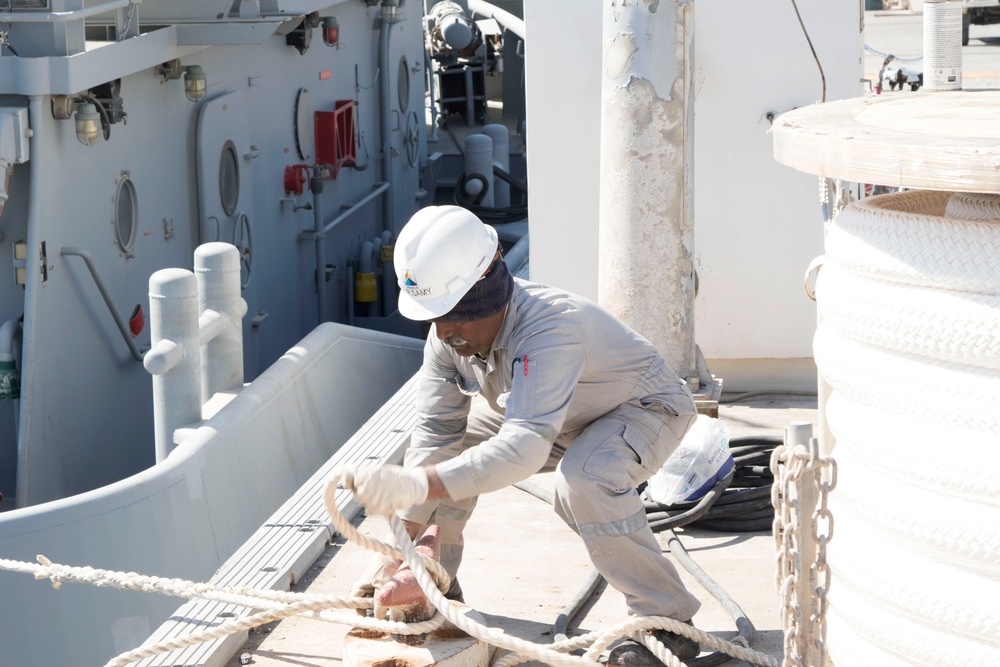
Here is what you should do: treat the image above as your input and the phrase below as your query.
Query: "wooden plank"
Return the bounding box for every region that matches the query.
[772,89,1000,193]
[342,605,490,667]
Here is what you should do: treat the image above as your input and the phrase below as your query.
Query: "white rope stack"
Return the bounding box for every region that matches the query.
[0,469,783,667]
[814,189,1000,666]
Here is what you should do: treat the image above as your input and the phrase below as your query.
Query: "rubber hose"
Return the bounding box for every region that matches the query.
[666,530,758,667]
[552,567,604,646]
[642,469,735,532]
[695,517,774,532]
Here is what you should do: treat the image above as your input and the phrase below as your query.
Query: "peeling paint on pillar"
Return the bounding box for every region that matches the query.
[598,0,695,379]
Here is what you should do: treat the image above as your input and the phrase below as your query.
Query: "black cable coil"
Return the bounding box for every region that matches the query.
[453,166,530,225]
[642,436,782,534]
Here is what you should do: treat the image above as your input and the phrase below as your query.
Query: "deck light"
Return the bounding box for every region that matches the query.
[74,103,101,145]
[322,16,339,47]
[381,0,397,23]
[184,66,207,102]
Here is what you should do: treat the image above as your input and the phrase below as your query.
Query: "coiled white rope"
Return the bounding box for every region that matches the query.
[827,190,1000,293]
[0,468,781,667]
[817,190,1000,667]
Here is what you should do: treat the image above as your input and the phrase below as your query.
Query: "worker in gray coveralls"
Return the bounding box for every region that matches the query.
[349,205,702,665]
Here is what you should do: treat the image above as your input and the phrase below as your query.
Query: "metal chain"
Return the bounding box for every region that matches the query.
[117,0,137,42]
[771,442,837,667]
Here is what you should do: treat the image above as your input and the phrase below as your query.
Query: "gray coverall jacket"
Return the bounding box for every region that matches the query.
[399,278,701,620]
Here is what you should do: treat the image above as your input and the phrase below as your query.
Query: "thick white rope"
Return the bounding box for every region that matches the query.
[816,262,1000,370]
[0,468,781,667]
[827,191,1000,293]
[819,189,1000,667]
[328,469,780,667]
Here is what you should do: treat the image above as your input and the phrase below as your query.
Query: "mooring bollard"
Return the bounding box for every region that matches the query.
[195,242,247,401]
[145,268,201,463]
[145,243,248,462]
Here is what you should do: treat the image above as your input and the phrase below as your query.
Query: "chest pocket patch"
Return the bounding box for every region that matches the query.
[506,355,537,415]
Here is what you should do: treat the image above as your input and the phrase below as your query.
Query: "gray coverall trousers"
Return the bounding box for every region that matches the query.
[400,396,701,622]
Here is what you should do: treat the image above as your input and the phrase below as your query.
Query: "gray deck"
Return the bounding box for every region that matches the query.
[218,394,818,667]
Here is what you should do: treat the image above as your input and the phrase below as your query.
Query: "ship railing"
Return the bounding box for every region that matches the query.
[0,0,136,23]
[60,247,146,362]
[143,242,246,463]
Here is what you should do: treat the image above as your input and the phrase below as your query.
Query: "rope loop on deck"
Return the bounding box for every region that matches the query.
[0,466,782,667]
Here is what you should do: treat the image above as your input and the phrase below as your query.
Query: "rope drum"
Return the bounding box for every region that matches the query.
[814,190,1000,667]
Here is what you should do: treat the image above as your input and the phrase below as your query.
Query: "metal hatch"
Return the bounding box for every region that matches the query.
[195,91,261,373]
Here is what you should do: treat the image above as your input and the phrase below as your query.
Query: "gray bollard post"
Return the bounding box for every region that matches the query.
[195,243,246,402]
[145,268,201,462]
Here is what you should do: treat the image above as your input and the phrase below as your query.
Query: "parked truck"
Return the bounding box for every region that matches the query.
[964,0,1000,44]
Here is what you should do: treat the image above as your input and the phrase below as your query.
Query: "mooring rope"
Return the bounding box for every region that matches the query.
[0,467,781,667]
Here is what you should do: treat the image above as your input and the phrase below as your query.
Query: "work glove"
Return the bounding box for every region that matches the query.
[342,464,429,516]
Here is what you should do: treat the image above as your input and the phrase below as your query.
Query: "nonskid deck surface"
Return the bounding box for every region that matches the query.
[224,397,817,667]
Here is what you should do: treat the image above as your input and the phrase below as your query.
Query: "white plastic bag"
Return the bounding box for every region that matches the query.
[647,414,734,506]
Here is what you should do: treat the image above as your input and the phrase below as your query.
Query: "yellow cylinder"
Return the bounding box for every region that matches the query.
[355,272,377,302]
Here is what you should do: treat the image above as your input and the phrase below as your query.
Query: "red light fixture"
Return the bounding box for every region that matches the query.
[322,16,339,47]
[129,304,144,338]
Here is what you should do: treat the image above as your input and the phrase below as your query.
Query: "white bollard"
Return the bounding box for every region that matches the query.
[145,268,201,462]
[483,124,510,208]
[194,243,246,402]
[464,133,494,208]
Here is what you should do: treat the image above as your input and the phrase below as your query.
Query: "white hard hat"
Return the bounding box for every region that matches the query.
[395,206,499,320]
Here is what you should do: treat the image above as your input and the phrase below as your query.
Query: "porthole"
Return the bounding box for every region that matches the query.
[219,140,240,217]
[398,55,410,113]
[114,176,138,255]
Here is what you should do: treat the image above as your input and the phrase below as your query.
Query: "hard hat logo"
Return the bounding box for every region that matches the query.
[405,285,433,297]
[403,270,434,297]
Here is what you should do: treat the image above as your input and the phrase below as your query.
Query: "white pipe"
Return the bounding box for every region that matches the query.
[504,233,529,277]
[467,0,524,41]
[371,237,383,274]
[195,242,246,401]
[482,124,510,209]
[146,268,201,463]
[464,133,494,208]
[0,320,18,363]
[360,241,375,274]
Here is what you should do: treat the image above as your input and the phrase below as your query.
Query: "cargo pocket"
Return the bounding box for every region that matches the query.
[622,422,662,477]
[580,423,650,493]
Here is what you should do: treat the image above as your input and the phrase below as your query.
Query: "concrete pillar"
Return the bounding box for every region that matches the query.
[598,0,696,381]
